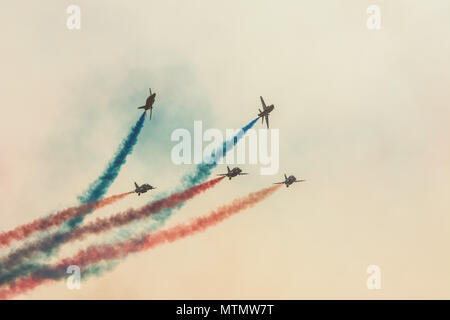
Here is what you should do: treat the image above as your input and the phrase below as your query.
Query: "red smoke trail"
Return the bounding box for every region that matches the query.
[0,192,134,248]
[0,177,225,272]
[69,176,226,242]
[0,184,280,299]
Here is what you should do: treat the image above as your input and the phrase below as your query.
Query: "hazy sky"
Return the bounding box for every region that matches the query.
[1,0,450,299]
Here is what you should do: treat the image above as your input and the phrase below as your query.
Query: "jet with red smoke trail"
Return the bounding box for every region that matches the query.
[274,174,305,187]
[138,88,156,120]
[257,96,275,128]
[217,166,249,180]
[134,182,156,196]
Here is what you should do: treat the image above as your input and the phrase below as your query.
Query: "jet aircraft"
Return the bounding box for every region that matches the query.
[138,88,156,120]
[217,166,249,180]
[274,174,305,187]
[134,182,156,195]
[257,96,275,128]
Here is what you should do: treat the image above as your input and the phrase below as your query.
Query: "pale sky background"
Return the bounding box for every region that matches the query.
[1,0,450,299]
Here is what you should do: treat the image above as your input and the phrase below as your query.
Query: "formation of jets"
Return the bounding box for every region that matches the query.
[134,182,156,196]
[136,90,274,127]
[216,168,305,188]
[133,89,305,194]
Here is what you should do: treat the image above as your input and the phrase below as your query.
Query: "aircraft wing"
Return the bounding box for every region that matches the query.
[217,174,228,176]
[265,115,269,128]
[260,96,267,110]
[148,108,152,120]
[239,173,249,175]
[273,181,285,184]
[295,179,306,182]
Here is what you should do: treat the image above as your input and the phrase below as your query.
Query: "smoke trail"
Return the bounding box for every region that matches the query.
[0,192,133,248]
[0,185,281,299]
[75,112,146,218]
[74,117,260,279]
[69,176,224,241]
[141,117,259,229]
[0,114,145,284]
[181,117,259,188]
[0,177,224,283]
[0,117,257,286]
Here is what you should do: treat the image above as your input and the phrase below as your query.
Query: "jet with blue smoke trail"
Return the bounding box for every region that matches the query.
[257,96,275,129]
[138,88,157,120]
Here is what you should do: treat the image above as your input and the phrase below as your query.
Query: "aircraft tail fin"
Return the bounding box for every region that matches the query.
[284,174,287,180]
[227,166,231,173]
[134,182,139,188]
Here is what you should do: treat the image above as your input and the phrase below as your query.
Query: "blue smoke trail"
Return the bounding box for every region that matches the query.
[104,117,259,254]
[81,117,259,279]
[0,113,146,285]
[2,117,256,285]
[78,112,146,203]
[181,117,258,188]
[70,112,146,227]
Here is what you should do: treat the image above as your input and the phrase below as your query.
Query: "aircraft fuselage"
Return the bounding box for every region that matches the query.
[219,167,246,180]
[135,183,155,195]
[144,93,156,110]
[285,175,296,187]
[228,167,242,178]
[258,104,274,117]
